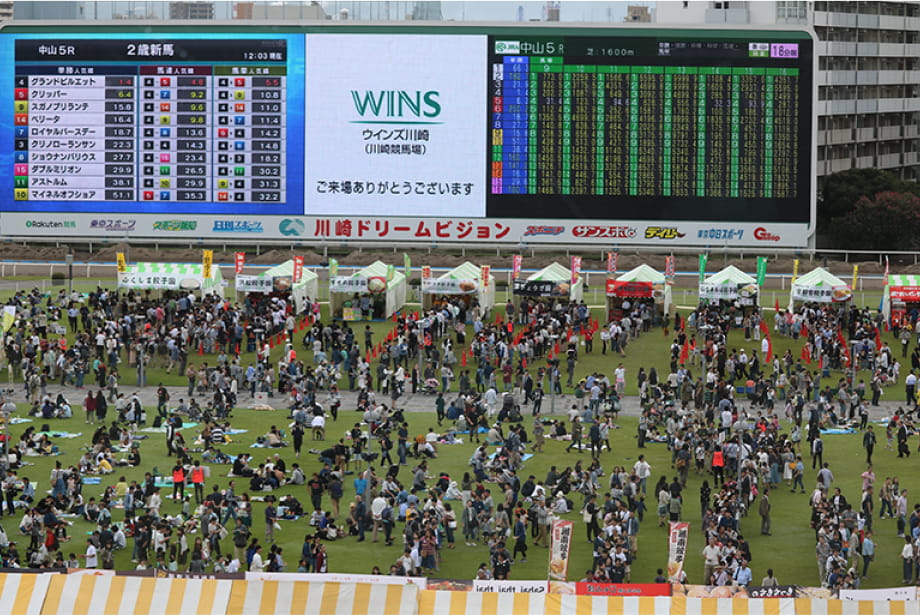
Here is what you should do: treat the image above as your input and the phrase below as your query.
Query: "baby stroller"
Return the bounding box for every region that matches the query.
[422,378,440,395]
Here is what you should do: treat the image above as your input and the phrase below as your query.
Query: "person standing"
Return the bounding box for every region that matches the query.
[512,513,527,562]
[264,497,277,543]
[565,417,583,454]
[901,536,915,584]
[861,531,874,579]
[863,426,877,464]
[811,435,824,470]
[532,415,545,453]
[759,488,772,535]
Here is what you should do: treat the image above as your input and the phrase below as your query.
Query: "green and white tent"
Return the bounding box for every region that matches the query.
[790,267,852,305]
[420,261,495,316]
[883,274,920,321]
[235,259,318,313]
[329,260,407,319]
[699,265,759,305]
[118,262,224,298]
[512,262,584,306]
[610,264,672,316]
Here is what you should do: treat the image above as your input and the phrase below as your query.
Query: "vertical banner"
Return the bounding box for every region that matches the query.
[756,256,768,286]
[548,519,574,581]
[234,252,246,275]
[607,251,618,277]
[329,258,339,278]
[884,256,890,286]
[202,250,213,280]
[421,265,432,279]
[667,522,690,582]
[852,264,858,289]
[791,259,799,285]
[512,254,523,280]
[293,255,304,284]
[698,254,708,284]
[481,265,491,288]
[116,252,127,274]
[387,264,396,281]
[403,253,411,279]
[570,256,582,285]
[664,255,675,284]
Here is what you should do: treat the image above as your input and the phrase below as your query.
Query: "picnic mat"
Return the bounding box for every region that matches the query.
[821,428,856,435]
[140,422,199,434]
[37,431,82,439]
[9,417,32,425]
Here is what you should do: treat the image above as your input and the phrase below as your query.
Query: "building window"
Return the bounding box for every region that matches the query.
[776,1,807,20]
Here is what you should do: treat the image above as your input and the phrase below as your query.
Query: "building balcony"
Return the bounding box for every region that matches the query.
[879,126,903,139]
[814,10,858,28]
[855,127,876,141]
[878,153,902,168]
[854,156,875,169]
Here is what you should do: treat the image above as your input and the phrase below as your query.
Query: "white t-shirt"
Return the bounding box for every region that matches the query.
[85,544,98,568]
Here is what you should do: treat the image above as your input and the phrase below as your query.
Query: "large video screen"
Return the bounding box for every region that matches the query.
[0,25,815,246]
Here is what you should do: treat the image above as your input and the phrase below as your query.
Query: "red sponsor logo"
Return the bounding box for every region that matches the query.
[754,227,781,242]
[572,225,637,239]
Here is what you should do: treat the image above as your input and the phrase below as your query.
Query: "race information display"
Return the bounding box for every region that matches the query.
[0,25,814,246]
[10,34,303,214]
[487,35,810,222]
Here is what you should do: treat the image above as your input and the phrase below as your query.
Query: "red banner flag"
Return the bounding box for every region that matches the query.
[875,327,883,352]
[512,254,523,280]
[607,251,618,276]
[234,252,245,275]
[292,255,304,284]
[801,344,811,364]
[679,339,689,364]
[774,298,780,313]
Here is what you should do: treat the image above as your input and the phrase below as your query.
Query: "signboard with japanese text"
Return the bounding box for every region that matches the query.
[513,279,570,298]
[118,271,200,291]
[421,278,479,295]
[0,23,814,248]
[606,280,653,298]
[235,274,273,293]
[329,276,368,294]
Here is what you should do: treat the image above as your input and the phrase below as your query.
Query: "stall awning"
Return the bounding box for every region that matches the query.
[419,593,800,615]
[422,261,487,295]
[237,259,317,294]
[40,574,233,615]
[0,572,54,615]
[118,262,223,295]
[606,280,653,298]
[791,267,852,303]
[226,581,418,615]
[889,275,920,302]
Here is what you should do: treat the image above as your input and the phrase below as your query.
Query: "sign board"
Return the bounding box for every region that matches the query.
[421,278,479,295]
[235,275,273,293]
[0,24,814,248]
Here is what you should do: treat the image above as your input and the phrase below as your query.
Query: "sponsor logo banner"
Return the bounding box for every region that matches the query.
[473,580,546,593]
[154,219,198,232]
[645,226,685,239]
[606,280,653,298]
[212,220,263,233]
[753,226,781,242]
[891,287,920,302]
[575,583,671,597]
[90,218,136,232]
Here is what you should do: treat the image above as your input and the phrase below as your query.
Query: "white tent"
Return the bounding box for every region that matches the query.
[329,260,407,320]
[699,265,759,306]
[118,262,224,298]
[790,267,852,305]
[235,259,319,314]
[511,262,583,306]
[607,264,672,320]
[420,261,495,316]
[883,274,920,322]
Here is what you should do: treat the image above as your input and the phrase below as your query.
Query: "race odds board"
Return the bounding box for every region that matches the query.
[10,33,303,214]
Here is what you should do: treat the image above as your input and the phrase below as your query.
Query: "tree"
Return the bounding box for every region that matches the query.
[828,191,920,251]
[818,168,917,233]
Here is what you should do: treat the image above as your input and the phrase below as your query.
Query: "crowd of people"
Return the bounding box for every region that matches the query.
[0,281,918,591]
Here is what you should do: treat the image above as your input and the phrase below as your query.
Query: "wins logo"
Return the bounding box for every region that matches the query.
[350,90,442,124]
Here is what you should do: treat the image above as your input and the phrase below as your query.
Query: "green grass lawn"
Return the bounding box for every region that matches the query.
[0,279,913,586]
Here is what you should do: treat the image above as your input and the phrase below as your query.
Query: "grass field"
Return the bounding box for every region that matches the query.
[0,277,913,587]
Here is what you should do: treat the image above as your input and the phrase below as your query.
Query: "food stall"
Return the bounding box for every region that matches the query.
[512,262,583,308]
[698,265,760,309]
[883,275,920,327]
[420,261,495,317]
[606,264,671,323]
[329,260,407,320]
[235,259,319,314]
[118,262,224,298]
[789,267,852,306]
